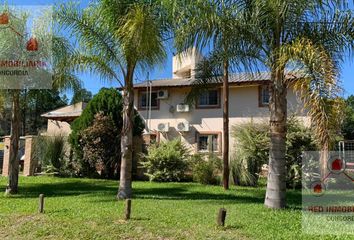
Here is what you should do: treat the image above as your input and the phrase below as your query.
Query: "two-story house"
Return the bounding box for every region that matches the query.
[133,49,310,155]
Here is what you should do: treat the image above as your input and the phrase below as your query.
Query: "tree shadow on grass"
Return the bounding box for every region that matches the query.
[1,181,265,204]
[0,181,117,198]
[132,186,265,204]
[286,190,303,210]
[0,179,302,209]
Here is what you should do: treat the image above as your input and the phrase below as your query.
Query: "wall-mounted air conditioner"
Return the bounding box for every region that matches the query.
[176,104,190,112]
[157,123,169,132]
[177,121,190,132]
[157,90,169,99]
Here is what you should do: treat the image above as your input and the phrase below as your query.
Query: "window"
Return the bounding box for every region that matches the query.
[259,85,270,107]
[197,89,220,108]
[138,91,159,110]
[197,133,220,152]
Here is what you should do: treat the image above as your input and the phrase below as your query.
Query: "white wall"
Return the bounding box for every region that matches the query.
[135,84,310,154]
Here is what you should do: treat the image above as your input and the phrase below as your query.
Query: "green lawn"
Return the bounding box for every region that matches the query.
[0,177,344,240]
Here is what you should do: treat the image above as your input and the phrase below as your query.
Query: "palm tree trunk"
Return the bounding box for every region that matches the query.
[222,59,230,190]
[5,90,21,195]
[117,66,135,199]
[264,68,287,209]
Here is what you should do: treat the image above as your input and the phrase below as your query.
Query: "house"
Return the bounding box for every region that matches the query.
[132,49,310,155]
[41,102,87,136]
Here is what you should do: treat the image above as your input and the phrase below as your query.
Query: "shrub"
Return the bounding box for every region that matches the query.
[69,88,144,177]
[286,117,317,188]
[231,122,269,186]
[45,135,66,170]
[231,117,317,187]
[33,135,68,174]
[142,139,189,182]
[190,154,222,185]
[80,112,120,179]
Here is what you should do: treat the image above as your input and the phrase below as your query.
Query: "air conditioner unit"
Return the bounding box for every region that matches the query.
[177,121,190,132]
[176,104,190,112]
[157,123,169,132]
[157,90,169,99]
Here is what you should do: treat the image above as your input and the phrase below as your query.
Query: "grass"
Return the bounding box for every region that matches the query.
[0,177,346,240]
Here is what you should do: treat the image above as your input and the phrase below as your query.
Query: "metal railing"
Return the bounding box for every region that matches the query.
[339,141,354,171]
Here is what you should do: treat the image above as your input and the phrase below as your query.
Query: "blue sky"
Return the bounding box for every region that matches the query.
[8,0,354,98]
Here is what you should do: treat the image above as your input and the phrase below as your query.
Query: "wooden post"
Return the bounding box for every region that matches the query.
[217,208,227,226]
[125,199,131,220]
[39,194,44,213]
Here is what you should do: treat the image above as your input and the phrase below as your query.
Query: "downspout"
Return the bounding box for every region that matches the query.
[146,81,149,131]
[148,80,152,133]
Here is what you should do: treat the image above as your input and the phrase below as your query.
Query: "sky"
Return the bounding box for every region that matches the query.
[6,0,354,98]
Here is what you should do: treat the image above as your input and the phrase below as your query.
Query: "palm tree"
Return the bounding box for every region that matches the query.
[56,0,167,199]
[171,0,353,208]
[241,0,354,209]
[170,0,252,190]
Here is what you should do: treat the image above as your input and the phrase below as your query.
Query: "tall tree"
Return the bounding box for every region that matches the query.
[0,91,5,135]
[171,0,353,208]
[171,0,252,190]
[56,0,168,198]
[0,7,29,194]
[234,0,353,208]
[6,90,20,194]
[0,5,81,194]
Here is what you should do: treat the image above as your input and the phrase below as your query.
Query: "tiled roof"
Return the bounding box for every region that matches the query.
[41,111,83,119]
[132,71,300,88]
[41,102,87,122]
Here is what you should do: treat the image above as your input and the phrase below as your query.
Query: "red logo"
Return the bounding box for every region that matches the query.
[0,12,9,25]
[313,184,322,194]
[26,37,39,51]
[332,159,343,171]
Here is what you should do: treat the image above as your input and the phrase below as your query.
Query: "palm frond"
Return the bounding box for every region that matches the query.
[299,9,354,62]
[52,35,82,93]
[52,71,82,93]
[279,37,344,147]
[116,3,166,68]
[185,52,223,104]
[55,2,125,79]
[69,53,123,87]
